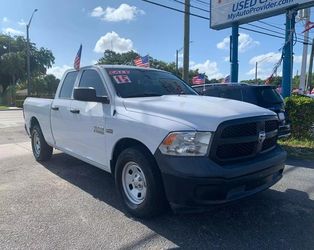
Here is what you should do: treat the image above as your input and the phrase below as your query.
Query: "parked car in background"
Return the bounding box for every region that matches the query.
[193,83,291,138]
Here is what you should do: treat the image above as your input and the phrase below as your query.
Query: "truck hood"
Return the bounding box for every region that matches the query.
[123,95,275,131]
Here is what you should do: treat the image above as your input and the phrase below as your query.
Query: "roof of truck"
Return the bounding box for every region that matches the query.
[64,65,167,74]
[98,64,165,72]
[192,83,276,88]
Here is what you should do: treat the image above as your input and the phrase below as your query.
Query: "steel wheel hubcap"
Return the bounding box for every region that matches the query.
[122,162,147,205]
[33,131,41,156]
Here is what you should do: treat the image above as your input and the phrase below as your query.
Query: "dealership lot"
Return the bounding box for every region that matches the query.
[0,110,314,249]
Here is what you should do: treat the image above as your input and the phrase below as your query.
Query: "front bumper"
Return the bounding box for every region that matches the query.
[154,146,286,211]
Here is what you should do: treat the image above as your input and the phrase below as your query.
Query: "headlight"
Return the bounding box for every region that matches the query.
[159,132,212,156]
[278,112,285,121]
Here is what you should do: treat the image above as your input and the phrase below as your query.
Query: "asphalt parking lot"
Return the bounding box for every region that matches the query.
[0,110,313,249]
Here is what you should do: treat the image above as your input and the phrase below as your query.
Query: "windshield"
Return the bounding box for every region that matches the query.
[105,68,197,98]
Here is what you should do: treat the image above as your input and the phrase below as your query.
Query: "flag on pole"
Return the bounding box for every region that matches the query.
[302,21,314,33]
[192,74,206,85]
[222,75,230,83]
[134,55,150,67]
[74,44,82,71]
[265,74,273,85]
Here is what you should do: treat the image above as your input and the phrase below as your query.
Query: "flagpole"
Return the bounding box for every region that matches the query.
[203,74,205,92]
[147,53,150,68]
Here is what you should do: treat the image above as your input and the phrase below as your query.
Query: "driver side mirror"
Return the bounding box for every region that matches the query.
[73,87,110,104]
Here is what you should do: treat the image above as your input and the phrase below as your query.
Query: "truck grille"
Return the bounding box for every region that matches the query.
[210,116,278,165]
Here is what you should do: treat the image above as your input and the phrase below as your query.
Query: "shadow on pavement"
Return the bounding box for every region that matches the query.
[286,157,314,169]
[41,152,314,249]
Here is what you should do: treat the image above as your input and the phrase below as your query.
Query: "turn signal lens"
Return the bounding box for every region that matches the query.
[162,133,177,145]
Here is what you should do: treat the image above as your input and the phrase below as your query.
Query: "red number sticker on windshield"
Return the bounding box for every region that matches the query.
[113,75,131,84]
[109,70,130,75]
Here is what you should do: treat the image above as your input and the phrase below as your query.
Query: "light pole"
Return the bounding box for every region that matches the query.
[255,61,258,84]
[183,0,190,83]
[255,55,274,84]
[176,41,193,78]
[26,8,38,96]
[175,48,183,76]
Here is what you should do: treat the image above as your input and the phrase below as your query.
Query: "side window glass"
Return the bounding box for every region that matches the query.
[220,88,242,101]
[243,88,258,105]
[79,70,107,96]
[205,88,219,97]
[59,71,78,99]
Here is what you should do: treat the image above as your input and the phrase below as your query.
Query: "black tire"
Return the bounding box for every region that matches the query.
[31,124,53,162]
[115,146,167,218]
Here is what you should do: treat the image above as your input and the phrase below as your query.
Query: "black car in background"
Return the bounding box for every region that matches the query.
[193,83,291,138]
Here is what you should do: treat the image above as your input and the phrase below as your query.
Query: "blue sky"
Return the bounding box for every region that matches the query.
[0,0,313,80]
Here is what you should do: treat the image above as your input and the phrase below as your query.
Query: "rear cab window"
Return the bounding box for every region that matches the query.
[59,71,78,99]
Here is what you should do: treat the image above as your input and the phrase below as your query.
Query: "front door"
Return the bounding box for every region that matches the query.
[69,69,111,167]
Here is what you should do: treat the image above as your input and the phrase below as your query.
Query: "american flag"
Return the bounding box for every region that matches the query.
[222,75,230,83]
[74,44,82,71]
[134,55,150,67]
[192,74,205,85]
[303,21,314,33]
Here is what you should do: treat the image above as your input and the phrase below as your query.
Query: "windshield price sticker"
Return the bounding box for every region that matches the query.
[113,75,132,84]
[109,70,130,75]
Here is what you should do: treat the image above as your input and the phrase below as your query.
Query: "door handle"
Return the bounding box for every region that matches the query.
[70,109,80,114]
[51,106,59,111]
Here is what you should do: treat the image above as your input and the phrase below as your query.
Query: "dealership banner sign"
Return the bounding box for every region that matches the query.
[210,0,314,30]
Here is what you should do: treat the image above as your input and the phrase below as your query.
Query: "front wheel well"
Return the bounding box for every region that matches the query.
[110,138,154,175]
[30,117,40,132]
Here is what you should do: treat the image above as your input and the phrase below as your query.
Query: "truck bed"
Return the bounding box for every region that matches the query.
[23,97,54,145]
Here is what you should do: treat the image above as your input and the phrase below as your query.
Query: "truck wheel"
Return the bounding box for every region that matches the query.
[115,146,167,218]
[31,124,53,162]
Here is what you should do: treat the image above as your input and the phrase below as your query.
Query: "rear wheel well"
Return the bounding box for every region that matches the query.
[110,138,154,175]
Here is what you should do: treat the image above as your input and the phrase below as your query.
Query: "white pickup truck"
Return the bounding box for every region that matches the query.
[24,65,286,218]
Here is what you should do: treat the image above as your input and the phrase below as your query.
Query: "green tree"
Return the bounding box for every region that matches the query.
[20,74,59,97]
[0,34,55,96]
[0,52,25,87]
[97,50,139,65]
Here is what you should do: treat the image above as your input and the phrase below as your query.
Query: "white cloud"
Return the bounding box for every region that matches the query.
[94,31,134,53]
[217,37,229,50]
[246,52,309,79]
[2,17,9,23]
[47,65,71,79]
[91,4,145,22]
[247,52,282,79]
[191,60,223,79]
[217,33,259,53]
[18,19,27,26]
[2,27,24,36]
[91,6,105,17]
[249,52,282,66]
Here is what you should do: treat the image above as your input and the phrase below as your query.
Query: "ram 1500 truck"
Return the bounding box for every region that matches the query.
[24,65,287,218]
